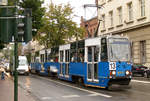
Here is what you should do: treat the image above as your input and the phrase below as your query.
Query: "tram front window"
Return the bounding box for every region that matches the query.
[108,38,131,62]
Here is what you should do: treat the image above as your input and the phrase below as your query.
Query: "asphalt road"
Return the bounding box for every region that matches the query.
[17,74,150,101]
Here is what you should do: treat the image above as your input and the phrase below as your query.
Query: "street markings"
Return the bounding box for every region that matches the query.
[87,93,101,97]
[36,75,112,98]
[62,95,80,98]
[132,80,150,84]
[41,97,52,100]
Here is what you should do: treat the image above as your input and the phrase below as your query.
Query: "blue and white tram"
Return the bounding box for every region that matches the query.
[30,49,46,75]
[57,35,132,88]
[43,47,59,76]
[30,51,41,74]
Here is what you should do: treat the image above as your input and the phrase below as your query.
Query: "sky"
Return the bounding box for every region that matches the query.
[43,0,97,25]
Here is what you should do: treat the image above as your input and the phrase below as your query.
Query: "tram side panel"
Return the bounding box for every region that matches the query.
[44,62,59,76]
[98,62,110,87]
[69,62,86,82]
[30,62,41,74]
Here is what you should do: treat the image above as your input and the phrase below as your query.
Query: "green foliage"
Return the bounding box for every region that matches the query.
[36,3,85,48]
[19,0,45,37]
[26,53,31,64]
[8,0,16,6]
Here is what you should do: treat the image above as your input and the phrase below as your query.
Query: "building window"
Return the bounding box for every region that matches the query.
[128,2,133,21]
[102,15,105,29]
[140,40,146,64]
[109,11,113,26]
[140,0,145,17]
[118,7,122,24]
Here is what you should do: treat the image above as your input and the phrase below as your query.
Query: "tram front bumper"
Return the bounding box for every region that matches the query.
[108,77,131,85]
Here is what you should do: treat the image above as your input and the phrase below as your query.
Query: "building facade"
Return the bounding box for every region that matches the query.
[97,0,150,65]
[80,16,98,38]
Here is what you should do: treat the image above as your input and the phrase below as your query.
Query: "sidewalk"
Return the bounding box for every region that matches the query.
[0,72,36,101]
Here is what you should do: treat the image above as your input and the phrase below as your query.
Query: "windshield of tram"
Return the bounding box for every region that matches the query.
[108,38,131,62]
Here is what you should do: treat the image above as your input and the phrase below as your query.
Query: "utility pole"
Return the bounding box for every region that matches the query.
[14,3,18,101]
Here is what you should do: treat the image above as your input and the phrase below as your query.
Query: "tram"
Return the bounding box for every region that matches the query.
[30,51,41,74]
[31,35,132,88]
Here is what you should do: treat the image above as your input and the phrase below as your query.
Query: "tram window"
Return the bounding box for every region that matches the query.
[88,47,92,62]
[40,54,44,63]
[60,51,64,62]
[48,53,50,61]
[65,64,69,75]
[101,38,108,61]
[94,46,99,62]
[33,56,35,62]
[40,55,42,62]
[60,64,63,74]
[65,50,70,62]
[77,49,84,62]
[45,51,48,62]
[88,64,92,79]
[71,52,77,62]
[42,54,44,62]
[94,63,98,79]
[70,40,85,62]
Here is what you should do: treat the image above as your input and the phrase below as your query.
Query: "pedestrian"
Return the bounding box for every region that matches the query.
[1,71,5,80]
[71,53,77,62]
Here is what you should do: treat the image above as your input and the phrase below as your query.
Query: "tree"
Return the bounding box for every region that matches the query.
[36,3,85,48]
[19,0,45,37]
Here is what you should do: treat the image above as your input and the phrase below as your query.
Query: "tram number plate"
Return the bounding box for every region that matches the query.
[109,62,116,70]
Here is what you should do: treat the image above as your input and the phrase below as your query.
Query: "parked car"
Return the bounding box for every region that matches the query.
[144,68,150,78]
[132,64,148,77]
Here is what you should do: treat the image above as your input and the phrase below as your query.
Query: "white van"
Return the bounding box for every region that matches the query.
[17,56,29,75]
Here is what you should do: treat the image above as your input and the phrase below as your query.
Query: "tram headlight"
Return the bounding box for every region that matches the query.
[125,70,130,75]
[110,70,116,76]
[112,71,116,75]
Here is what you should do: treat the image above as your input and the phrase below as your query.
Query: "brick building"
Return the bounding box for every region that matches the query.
[80,16,98,38]
[80,0,99,38]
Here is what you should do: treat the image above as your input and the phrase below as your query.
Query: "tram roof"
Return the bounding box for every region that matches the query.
[39,50,45,54]
[85,37,100,46]
[59,44,70,50]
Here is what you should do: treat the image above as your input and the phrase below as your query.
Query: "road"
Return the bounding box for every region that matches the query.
[17,74,150,101]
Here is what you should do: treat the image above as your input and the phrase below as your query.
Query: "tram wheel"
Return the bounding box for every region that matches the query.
[77,77,84,86]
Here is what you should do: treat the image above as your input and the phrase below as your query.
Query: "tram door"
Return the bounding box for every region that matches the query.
[87,46,99,82]
[59,50,64,76]
[40,50,45,72]
[64,50,70,77]
[59,44,70,77]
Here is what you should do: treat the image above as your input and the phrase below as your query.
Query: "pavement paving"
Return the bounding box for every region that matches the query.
[0,70,36,101]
